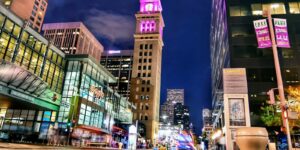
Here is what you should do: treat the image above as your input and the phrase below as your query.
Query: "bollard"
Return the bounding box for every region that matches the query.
[236,127,269,150]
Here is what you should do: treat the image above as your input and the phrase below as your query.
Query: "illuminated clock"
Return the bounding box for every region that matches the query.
[145,3,153,11]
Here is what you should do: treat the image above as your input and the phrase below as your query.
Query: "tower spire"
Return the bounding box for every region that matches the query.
[139,0,162,13]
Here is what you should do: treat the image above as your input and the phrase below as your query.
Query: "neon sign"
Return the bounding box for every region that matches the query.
[89,86,105,99]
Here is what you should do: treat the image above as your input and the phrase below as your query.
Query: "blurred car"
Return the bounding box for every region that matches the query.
[176,131,196,150]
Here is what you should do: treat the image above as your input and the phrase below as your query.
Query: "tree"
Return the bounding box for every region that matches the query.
[260,105,281,126]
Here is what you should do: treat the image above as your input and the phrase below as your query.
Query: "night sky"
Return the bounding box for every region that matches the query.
[44,0,212,134]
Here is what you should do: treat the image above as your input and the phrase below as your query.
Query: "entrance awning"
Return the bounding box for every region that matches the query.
[0,60,48,96]
[77,125,110,134]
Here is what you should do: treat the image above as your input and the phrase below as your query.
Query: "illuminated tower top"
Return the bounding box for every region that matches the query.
[140,0,162,13]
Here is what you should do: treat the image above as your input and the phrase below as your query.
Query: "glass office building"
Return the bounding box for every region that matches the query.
[211,0,300,142]
[58,55,132,141]
[100,50,133,99]
[0,4,65,141]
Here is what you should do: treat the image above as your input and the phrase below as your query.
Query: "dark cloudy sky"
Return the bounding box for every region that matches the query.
[44,0,212,134]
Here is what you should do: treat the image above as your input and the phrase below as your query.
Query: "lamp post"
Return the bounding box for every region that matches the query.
[265,7,292,150]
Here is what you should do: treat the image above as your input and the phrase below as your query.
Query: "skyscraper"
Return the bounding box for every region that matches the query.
[210,0,300,143]
[100,50,134,98]
[42,22,104,61]
[129,0,164,141]
[174,103,190,130]
[160,89,184,125]
[1,0,48,32]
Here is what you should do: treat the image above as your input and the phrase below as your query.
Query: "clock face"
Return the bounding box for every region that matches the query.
[145,3,154,11]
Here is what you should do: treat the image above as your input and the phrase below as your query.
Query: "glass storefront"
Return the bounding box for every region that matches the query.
[0,108,57,140]
[58,57,124,133]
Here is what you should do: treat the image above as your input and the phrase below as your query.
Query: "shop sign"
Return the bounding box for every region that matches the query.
[89,86,105,99]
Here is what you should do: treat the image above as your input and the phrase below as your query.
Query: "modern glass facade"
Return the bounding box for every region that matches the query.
[0,4,65,141]
[0,12,65,94]
[58,55,132,135]
[211,0,300,143]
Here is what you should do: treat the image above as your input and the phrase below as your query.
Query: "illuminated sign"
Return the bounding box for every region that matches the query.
[89,86,105,99]
[108,50,121,54]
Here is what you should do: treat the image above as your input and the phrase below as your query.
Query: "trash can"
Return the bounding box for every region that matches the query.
[236,127,269,150]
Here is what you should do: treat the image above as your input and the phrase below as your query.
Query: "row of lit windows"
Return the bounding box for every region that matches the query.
[230,3,300,16]
[0,13,65,93]
[135,95,150,100]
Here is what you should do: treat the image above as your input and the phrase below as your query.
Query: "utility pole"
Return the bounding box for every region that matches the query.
[266,7,292,150]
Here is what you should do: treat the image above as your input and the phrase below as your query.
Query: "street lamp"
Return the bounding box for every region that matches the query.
[265,7,293,150]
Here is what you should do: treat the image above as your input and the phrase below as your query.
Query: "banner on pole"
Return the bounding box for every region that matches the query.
[274,18,290,48]
[253,19,272,48]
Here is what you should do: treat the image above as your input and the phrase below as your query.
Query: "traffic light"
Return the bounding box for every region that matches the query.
[267,89,275,105]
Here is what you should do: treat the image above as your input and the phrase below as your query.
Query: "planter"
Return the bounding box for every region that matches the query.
[236,127,269,150]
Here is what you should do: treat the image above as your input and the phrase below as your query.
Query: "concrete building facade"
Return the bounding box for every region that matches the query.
[129,0,164,141]
[1,0,48,32]
[42,22,104,61]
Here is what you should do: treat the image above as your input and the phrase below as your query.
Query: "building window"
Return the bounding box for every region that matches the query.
[139,59,142,63]
[230,6,251,16]
[144,52,148,56]
[147,80,150,84]
[143,66,146,70]
[251,3,286,15]
[148,73,151,77]
[140,44,143,50]
[32,11,36,17]
[138,73,141,77]
[42,0,47,6]
[145,116,148,120]
[145,44,148,50]
[147,87,150,92]
[289,2,300,14]
[149,44,153,49]
[33,6,38,11]
[263,3,286,14]
[142,87,145,92]
[138,66,141,70]
[251,4,263,15]
[140,115,143,120]
[143,73,146,77]
[148,66,151,70]
[144,59,147,63]
[139,52,142,56]
[149,59,152,63]
[145,105,149,110]
[142,80,146,84]
[149,52,152,56]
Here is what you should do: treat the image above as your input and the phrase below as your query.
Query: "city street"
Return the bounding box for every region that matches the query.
[0,142,146,150]
[2,0,300,149]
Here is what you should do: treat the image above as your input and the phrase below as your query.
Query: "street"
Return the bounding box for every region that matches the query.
[0,142,124,150]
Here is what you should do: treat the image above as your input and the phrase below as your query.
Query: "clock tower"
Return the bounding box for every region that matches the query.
[130,0,164,142]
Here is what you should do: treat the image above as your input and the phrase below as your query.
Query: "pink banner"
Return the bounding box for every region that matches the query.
[253,19,272,48]
[274,18,290,48]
